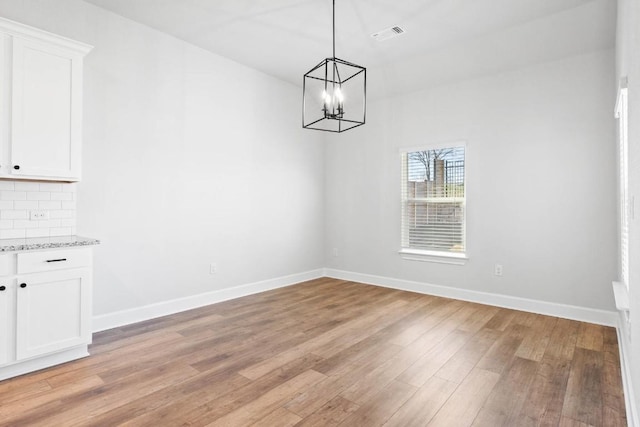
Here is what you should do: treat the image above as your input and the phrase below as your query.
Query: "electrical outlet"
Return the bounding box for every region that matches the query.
[332,248,339,257]
[209,263,218,275]
[30,210,49,221]
[494,264,503,276]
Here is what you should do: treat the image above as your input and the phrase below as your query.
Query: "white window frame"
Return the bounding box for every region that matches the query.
[399,142,468,265]
[615,78,630,290]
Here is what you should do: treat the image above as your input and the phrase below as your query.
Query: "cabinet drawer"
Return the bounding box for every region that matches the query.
[17,248,91,274]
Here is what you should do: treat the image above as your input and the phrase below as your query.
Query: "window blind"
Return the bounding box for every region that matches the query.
[401,146,466,254]
[616,85,629,289]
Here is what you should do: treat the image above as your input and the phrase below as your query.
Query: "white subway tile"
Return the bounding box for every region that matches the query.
[15,182,40,191]
[50,192,73,201]
[61,201,76,210]
[0,181,14,191]
[62,183,77,193]
[0,220,13,229]
[12,219,38,229]
[14,201,38,210]
[39,219,61,228]
[39,183,63,192]
[1,191,26,201]
[1,210,27,220]
[39,201,61,210]
[50,227,73,236]
[0,229,25,239]
[60,219,76,227]
[26,228,50,238]
[27,192,51,201]
[0,201,13,210]
[50,210,75,219]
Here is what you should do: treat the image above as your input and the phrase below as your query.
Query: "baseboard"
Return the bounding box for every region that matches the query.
[94,267,618,330]
[92,269,325,332]
[0,346,89,382]
[323,268,618,327]
[616,314,639,427]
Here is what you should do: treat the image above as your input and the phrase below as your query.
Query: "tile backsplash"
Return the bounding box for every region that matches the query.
[0,181,76,239]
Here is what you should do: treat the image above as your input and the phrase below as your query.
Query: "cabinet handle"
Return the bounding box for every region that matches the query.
[0,286,5,291]
[20,283,27,288]
[46,258,67,263]
[13,165,20,170]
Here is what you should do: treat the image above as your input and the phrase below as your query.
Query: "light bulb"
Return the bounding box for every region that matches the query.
[321,86,344,117]
[322,90,332,106]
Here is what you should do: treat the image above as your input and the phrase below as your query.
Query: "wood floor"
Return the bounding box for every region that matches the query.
[0,278,627,426]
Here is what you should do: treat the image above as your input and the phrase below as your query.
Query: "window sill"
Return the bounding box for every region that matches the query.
[612,281,630,312]
[399,249,468,265]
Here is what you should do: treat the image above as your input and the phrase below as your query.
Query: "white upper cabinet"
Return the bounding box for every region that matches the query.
[0,18,92,182]
[11,38,81,179]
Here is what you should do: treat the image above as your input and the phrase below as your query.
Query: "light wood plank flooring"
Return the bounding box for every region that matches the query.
[0,278,627,426]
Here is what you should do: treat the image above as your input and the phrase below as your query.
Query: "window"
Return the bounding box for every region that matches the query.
[616,79,629,290]
[401,144,466,259]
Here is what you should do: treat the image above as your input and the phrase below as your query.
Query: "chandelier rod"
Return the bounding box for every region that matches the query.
[332,0,336,59]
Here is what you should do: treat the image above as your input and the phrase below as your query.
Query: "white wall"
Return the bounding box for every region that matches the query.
[325,49,617,312]
[0,0,325,316]
[616,0,640,420]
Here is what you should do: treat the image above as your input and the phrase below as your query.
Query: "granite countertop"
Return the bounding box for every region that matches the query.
[0,235,100,252]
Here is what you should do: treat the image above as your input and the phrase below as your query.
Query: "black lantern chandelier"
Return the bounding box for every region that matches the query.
[303,0,366,133]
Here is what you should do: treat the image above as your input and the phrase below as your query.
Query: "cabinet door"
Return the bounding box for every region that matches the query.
[10,37,82,180]
[16,268,91,360]
[0,281,11,366]
[0,35,8,176]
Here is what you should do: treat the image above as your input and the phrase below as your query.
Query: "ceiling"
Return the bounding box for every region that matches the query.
[84,0,616,99]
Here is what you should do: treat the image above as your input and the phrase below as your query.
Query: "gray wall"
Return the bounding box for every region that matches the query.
[325,49,617,311]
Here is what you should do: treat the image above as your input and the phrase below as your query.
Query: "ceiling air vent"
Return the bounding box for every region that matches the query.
[371,26,406,42]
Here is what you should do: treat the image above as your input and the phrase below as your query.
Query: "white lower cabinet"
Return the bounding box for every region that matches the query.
[0,280,11,366]
[16,268,91,360]
[0,247,93,381]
